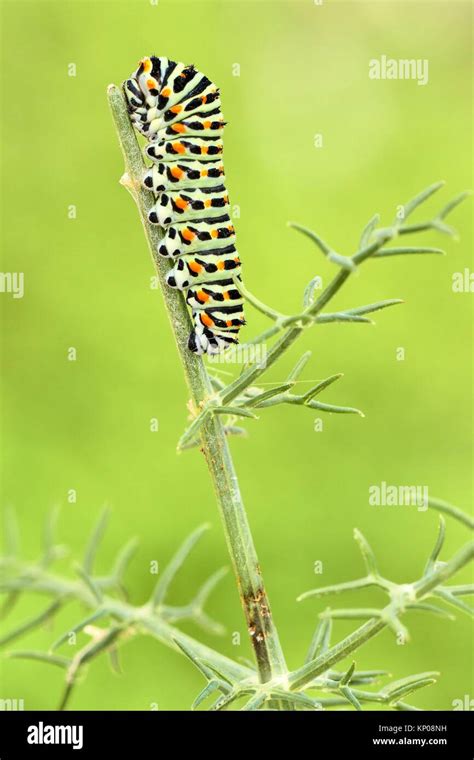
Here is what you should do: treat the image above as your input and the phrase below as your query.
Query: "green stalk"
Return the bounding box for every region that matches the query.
[107,84,287,684]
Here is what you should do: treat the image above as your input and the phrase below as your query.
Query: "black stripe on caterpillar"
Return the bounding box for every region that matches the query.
[124,56,244,355]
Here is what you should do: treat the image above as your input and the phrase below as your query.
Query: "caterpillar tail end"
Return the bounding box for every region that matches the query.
[188,329,237,356]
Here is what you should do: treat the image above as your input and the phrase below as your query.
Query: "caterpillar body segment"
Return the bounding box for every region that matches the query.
[145,137,224,163]
[148,187,230,226]
[125,55,243,355]
[143,161,225,193]
[157,219,236,258]
[185,279,244,310]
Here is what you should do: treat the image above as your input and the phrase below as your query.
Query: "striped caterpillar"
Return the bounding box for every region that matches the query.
[124,56,245,355]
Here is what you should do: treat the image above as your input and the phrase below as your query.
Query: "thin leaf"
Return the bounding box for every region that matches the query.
[192,679,223,710]
[433,589,473,617]
[151,524,210,608]
[303,374,343,402]
[289,222,356,271]
[0,591,21,621]
[177,407,210,451]
[427,498,474,530]
[298,576,375,601]
[408,602,454,620]
[304,617,332,664]
[83,507,110,575]
[173,638,215,682]
[246,383,295,408]
[108,646,122,675]
[353,529,379,577]
[0,599,63,648]
[112,537,139,582]
[359,213,380,248]
[340,685,362,711]
[423,518,446,576]
[74,564,103,604]
[340,661,356,686]
[194,567,228,608]
[303,276,323,308]
[398,181,445,222]
[344,299,404,316]
[316,313,373,324]
[438,190,471,220]
[7,650,70,669]
[382,672,438,704]
[373,246,444,258]
[321,608,382,620]
[305,399,364,416]
[214,405,258,419]
[289,222,332,255]
[287,351,312,382]
[50,608,108,652]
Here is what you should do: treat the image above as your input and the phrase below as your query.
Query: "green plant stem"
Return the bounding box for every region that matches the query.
[288,540,474,691]
[107,84,287,685]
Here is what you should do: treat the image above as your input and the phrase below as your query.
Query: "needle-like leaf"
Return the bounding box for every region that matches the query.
[0,599,63,648]
[151,525,210,608]
[83,507,110,575]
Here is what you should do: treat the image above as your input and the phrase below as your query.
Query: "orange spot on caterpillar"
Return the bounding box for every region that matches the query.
[172,141,186,154]
[170,105,182,114]
[201,145,209,154]
[226,320,233,328]
[217,261,225,270]
[175,198,188,210]
[146,78,156,89]
[211,229,218,238]
[182,228,195,242]
[203,120,211,128]
[171,123,186,133]
[189,261,202,274]
[171,167,184,179]
[141,58,152,73]
[223,291,230,300]
[201,169,208,177]
[197,290,209,303]
[201,313,214,327]
[161,87,171,97]
[204,199,212,208]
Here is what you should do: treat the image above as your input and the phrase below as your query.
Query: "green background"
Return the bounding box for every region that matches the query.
[1,0,472,710]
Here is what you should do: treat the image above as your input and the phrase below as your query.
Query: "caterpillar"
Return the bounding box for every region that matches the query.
[124,56,245,355]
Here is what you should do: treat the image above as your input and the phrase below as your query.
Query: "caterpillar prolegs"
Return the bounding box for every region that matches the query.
[124,56,245,355]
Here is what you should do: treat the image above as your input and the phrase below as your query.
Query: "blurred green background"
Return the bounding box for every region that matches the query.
[1,0,472,710]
